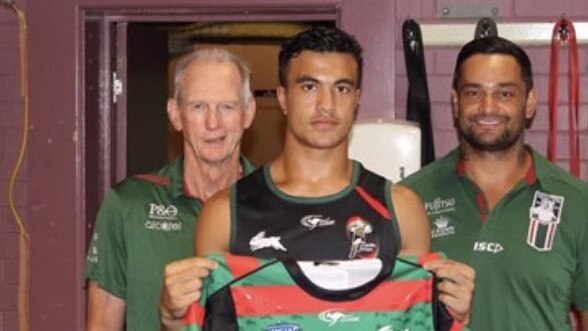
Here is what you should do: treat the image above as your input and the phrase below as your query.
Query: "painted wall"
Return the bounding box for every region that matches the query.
[0,0,587,330]
[394,1,588,176]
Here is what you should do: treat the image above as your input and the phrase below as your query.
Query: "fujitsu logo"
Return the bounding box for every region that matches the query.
[424,197,456,215]
[300,215,335,230]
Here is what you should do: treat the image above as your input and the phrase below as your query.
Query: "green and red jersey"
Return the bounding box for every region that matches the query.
[181,252,461,331]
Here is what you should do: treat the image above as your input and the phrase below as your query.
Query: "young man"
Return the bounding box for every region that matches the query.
[85,48,256,331]
[401,36,588,330]
[190,25,473,326]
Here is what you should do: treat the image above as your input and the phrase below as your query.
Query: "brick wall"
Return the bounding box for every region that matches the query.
[395,0,588,179]
[0,1,27,330]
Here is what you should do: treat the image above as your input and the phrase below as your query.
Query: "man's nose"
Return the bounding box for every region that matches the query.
[205,108,220,128]
[317,88,335,114]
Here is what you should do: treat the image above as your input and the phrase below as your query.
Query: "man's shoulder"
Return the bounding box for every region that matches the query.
[107,161,178,202]
[400,150,459,190]
[532,150,588,197]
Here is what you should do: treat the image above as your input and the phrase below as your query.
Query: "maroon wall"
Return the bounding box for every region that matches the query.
[394,2,588,175]
[6,0,395,330]
[0,2,27,330]
[0,0,587,330]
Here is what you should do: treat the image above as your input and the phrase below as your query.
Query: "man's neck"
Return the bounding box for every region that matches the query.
[460,142,531,210]
[270,142,353,197]
[182,154,242,201]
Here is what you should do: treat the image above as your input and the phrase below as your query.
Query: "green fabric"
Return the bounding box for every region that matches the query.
[85,155,255,330]
[401,147,588,330]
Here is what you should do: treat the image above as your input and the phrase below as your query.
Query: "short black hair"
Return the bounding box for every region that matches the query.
[453,37,533,94]
[278,25,363,87]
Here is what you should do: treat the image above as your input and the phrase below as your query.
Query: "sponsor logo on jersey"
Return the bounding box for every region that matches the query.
[144,203,182,231]
[424,196,456,215]
[318,309,360,326]
[249,231,287,252]
[86,233,99,263]
[346,216,377,259]
[300,214,336,230]
[377,327,408,331]
[145,220,182,231]
[148,203,178,220]
[266,323,300,331]
[473,241,504,254]
[527,191,564,251]
[431,215,455,238]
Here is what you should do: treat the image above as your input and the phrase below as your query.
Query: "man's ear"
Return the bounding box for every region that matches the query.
[243,98,257,129]
[167,99,182,131]
[525,87,538,120]
[277,86,287,115]
[451,90,459,119]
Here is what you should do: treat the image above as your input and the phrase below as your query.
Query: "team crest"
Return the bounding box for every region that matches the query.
[346,216,378,259]
[527,191,564,251]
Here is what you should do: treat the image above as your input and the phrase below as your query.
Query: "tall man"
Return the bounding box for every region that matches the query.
[193,25,473,325]
[85,48,256,330]
[401,36,588,330]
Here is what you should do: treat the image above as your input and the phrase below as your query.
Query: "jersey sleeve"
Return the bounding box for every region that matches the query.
[572,215,588,310]
[84,189,128,299]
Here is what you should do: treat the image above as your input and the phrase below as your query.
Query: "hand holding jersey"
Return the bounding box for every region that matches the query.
[160,257,219,328]
[180,253,463,331]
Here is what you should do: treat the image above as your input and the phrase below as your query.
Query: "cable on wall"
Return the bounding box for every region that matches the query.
[2,0,30,330]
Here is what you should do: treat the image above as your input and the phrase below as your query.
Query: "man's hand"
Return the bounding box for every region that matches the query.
[160,257,218,330]
[424,259,475,324]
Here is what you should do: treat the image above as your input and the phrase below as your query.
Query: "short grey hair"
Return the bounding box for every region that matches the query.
[173,48,253,106]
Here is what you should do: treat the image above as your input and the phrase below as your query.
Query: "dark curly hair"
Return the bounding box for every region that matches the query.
[278,25,363,88]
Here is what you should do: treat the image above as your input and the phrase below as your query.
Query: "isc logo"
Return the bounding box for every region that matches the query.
[473,241,504,254]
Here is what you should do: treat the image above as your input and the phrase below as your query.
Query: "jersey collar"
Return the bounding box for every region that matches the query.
[455,145,538,187]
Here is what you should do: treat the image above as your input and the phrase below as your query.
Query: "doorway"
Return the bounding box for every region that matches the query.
[84,18,337,246]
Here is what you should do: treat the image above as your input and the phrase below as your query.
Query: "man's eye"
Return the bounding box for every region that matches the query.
[301,83,317,91]
[463,90,481,98]
[336,85,351,94]
[219,104,237,112]
[499,90,515,99]
[191,103,206,112]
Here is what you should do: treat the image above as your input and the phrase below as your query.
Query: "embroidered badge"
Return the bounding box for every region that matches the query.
[527,191,564,251]
[346,216,378,259]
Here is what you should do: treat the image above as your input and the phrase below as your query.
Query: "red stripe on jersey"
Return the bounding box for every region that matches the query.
[450,320,465,331]
[231,279,431,316]
[355,186,391,219]
[417,252,442,265]
[225,253,262,279]
[183,302,205,327]
[524,160,537,185]
[475,191,487,222]
[134,174,170,186]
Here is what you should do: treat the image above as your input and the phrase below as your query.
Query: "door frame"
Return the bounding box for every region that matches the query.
[27,1,395,329]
